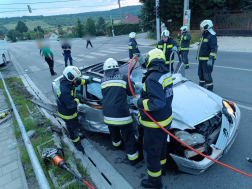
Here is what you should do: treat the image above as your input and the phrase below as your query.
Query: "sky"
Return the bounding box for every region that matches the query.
[0,0,142,18]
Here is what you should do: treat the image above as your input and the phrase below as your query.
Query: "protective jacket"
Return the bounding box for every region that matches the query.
[101,71,135,126]
[157,38,178,65]
[178,32,191,51]
[128,38,140,59]
[137,64,173,129]
[196,31,217,61]
[56,77,89,120]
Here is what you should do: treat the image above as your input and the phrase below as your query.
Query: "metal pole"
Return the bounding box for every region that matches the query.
[183,0,189,29]
[110,15,114,37]
[0,72,51,189]
[118,0,123,21]
[156,0,160,43]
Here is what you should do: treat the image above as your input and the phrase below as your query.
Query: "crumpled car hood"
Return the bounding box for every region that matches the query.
[172,81,222,130]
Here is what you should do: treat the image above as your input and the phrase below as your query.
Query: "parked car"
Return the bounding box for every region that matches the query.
[0,39,11,66]
[52,61,241,174]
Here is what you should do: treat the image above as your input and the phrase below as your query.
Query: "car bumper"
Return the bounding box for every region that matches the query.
[170,105,241,174]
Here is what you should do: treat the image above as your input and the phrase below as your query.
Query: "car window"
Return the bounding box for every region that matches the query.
[75,85,83,96]
[87,82,103,100]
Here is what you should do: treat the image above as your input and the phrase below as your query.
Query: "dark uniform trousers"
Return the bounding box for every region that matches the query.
[45,57,55,75]
[143,126,168,184]
[64,53,73,67]
[64,117,79,141]
[198,60,215,91]
[181,50,189,67]
[108,123,137,156]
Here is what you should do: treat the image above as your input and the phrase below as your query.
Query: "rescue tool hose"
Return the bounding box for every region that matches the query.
[128,55,252,178]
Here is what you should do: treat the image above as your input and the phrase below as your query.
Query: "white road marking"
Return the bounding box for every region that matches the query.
[236,103,252,111]
[55,59,65,64]
[109,48,126,52]
[78,54,84,57]
[41,62,48,67]
[99,50,117,54]
[72,56,78,60]
[90,52,107,56]
[84,55,96,59]
[75,59,83,62]
[29,65,40,72]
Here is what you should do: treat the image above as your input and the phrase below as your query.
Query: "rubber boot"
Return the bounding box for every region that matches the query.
[141,179,163,189]
[79,133,85,140]
[130,153,144,166]
[74,141,85,154]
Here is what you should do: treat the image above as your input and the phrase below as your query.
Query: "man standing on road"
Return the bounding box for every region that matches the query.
[62,39,73,67]
[129,32,140,59]
[178,26,191,69]
[86,34,93,48]
[157,30,178,72]
[56,66,93,154]
[196,20,217,91]
[101,58,142,166]
[42,44,57,76]
[132,49,173,188]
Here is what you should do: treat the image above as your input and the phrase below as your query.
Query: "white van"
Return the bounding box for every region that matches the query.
[0,39,11,66]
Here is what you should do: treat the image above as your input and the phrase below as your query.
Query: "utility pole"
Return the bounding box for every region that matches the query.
[110,15,115,37]
[183,0,189,29]
[36,26,40,38]
[155,0,160,43]
[118,0,123,22]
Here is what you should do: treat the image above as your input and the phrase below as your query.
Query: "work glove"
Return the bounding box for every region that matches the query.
[172,46,178,51]
[88,76,94,83]
[132,98,139,108]
[207,59,213,67]
[134,53,145,65]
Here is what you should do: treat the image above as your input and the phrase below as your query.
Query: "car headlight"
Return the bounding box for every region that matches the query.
[175,131,205,147]
[222,100,236,123]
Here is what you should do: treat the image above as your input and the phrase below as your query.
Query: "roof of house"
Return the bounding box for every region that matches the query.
[44,32,58,38]
[122,13,139,24]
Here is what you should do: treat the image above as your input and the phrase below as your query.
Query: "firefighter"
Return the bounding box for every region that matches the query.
[56,66,93,154]
[157,30,178,72]
[101,58,141,166]
[132,49,173,188]
[178,26,191,69]
[197,20,217,91]
[129,32,140,59]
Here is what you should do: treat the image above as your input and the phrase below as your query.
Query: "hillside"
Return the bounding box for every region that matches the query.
[0,5,142,33]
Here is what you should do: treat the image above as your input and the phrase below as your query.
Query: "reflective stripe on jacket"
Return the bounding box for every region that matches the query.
[56,78,89,120]
[129,38,140,59]
[137,71,173,129]
[101,74,135,126]
[196,31,218,61]
[157,38,178,65]
[178,32,191,51]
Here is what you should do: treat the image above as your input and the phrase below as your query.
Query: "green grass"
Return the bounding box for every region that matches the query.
[4,20,54,30]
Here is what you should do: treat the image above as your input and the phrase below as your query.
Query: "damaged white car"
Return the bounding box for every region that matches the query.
[52,60,241,174]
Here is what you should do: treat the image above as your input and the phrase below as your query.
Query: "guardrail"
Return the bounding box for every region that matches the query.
[0,72,51,189]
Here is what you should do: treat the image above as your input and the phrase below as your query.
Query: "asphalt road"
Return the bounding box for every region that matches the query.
[7,34,252,189]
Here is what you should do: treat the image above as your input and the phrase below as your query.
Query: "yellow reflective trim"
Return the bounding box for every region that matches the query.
[101,83,126,89]
[74,89,76,97]
[143,83,146,92]
[210,52,217,59]
[143,99,150,111]
[81,79,86,85]
[56,83,60,98]
[104,118,133,125]
[140,115,172,128]
[136,46,138,48]
[71,90,74,96]
[128,152,139,160]
[203,38,208,42]
[206,82,213,86]
[58,112,78,120]
[163,43,167,55]
[181,47,190,50]
[199,57,209,60]
[128,46,133,49]
[160,159,167,165]
[199,80,205,82]
[165,59,174,64]
[158,45,163,48]
[112,140,122,147]
[72,136,80,142]
[74,98,79,106]
[196,37,204,60]
[167,44,173,48]
[147,170,161,177]
[184,36,187,40]
[162,76,173,88]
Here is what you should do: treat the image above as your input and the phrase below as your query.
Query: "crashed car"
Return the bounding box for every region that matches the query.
[52,60,241,175]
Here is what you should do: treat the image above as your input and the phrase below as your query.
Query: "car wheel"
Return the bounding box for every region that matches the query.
[2,55,6,66]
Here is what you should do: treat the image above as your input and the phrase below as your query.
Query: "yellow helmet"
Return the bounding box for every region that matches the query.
[145,49,166,68]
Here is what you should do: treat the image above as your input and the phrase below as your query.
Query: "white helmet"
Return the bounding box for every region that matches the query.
[161,30,170,37]
[103,58,119,71]
[180,26,188,32]
[129,32,136,39]
[200,20,213,31]
[63,66,82,82]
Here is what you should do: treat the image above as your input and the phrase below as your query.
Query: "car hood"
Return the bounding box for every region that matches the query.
[172,80,222,130]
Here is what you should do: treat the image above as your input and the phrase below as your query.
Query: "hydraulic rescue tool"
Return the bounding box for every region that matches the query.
[128,53,252,178]
[42,148,94,189]
[0,108,12,119]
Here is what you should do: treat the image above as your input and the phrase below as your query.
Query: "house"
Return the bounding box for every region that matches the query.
[122,13,139,24]
[44,32,58,40]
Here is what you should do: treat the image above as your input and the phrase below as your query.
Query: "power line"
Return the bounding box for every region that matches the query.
[0,0,81,6]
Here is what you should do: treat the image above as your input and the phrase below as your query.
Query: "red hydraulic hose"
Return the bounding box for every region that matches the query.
[128,55,252,178]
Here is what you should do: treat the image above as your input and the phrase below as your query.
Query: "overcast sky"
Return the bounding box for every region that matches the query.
[0,0,142,18]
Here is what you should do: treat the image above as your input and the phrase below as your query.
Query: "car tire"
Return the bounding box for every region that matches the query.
[2,55,6,66]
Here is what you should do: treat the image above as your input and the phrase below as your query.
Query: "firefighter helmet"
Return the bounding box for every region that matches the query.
[63,66,82,82]
[200,20,213,31]
[161,30,170,37]
[129,32,136,38]
[145,49,166,68]
[180,26,188,32]
[103,58,119,71]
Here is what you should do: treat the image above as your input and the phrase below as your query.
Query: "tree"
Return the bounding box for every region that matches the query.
[75,18,83,37]
[7,29,16,42]
[96,17,106,35]
[15,21,28,33]
[58,27,65,36]
[84,17,96,35]
[0,30,4,38]
[34,26,44,33]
